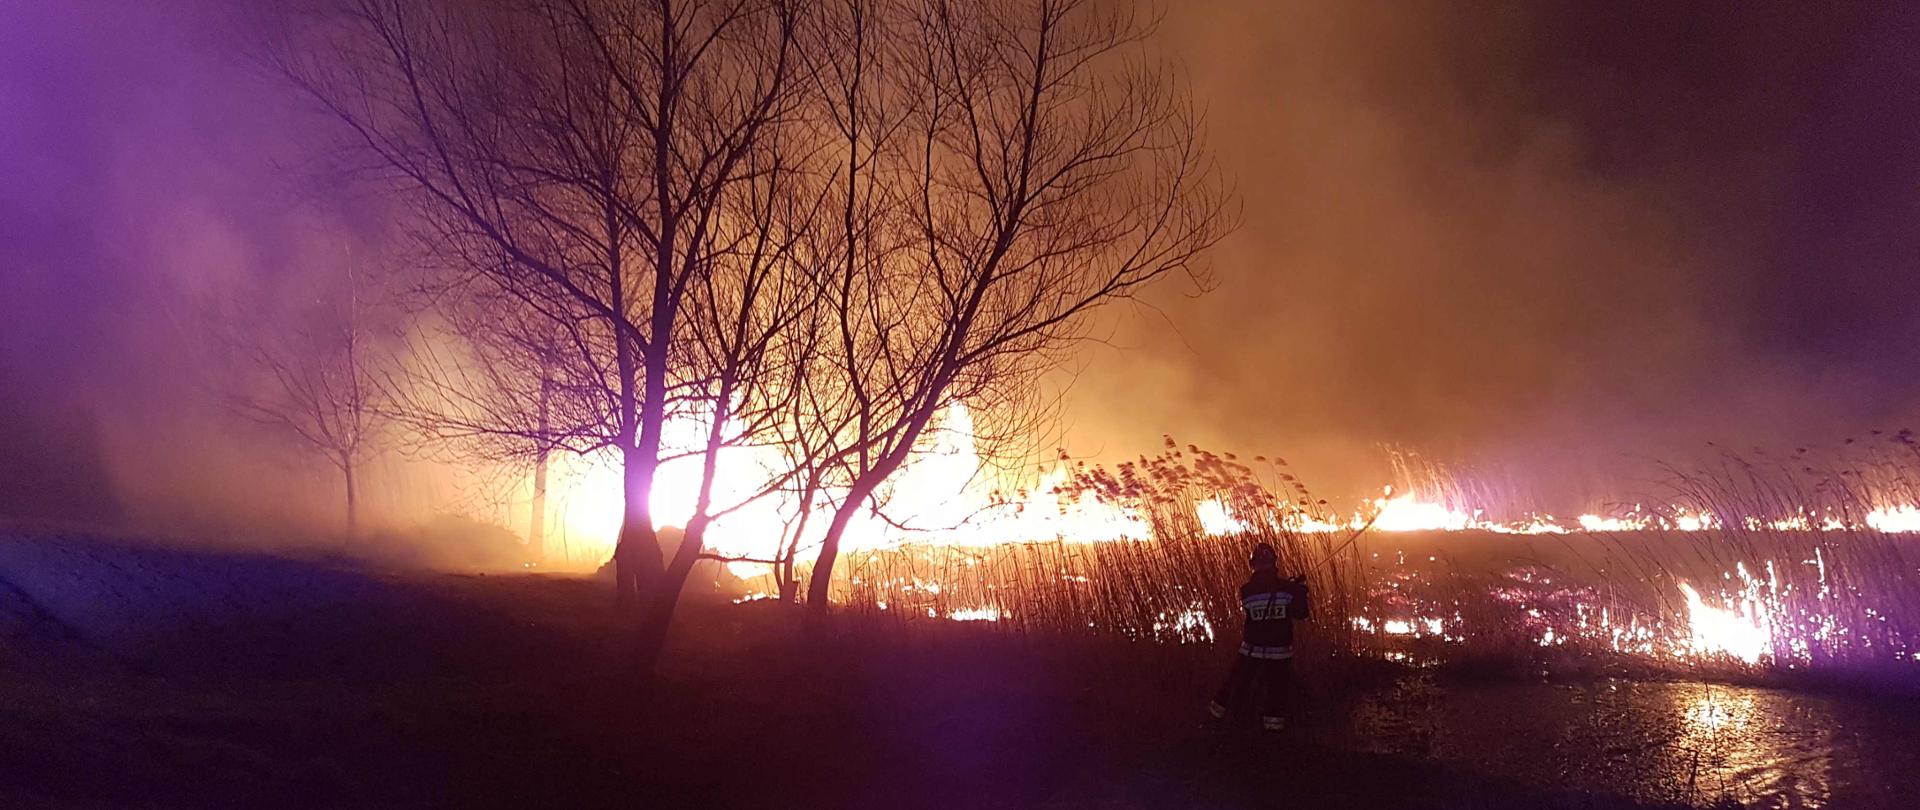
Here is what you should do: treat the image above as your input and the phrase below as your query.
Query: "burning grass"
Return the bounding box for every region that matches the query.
[823,443,1372,659]
[756,439,1920,687]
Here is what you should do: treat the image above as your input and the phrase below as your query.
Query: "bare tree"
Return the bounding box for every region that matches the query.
[276,0,810,668]
[228,262,388,535]
[796,0,1233,607]
[273,0,1227,657]
[638,113,829,651]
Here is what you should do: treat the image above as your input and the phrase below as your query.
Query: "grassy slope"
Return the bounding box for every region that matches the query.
[0,541,1734,810]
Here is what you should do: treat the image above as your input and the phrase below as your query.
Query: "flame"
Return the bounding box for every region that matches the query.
[1866,505,1920,532]
[537,404,1920,574]
[1194,499,1249,535]
[1152,606,1216,643]
[948,606,1002,622]
[1577,514,1637,532]
[546,403,1157,566]
[1677,580,1772,664]
[1370,494,1478,532]
[1333,492,1578,535]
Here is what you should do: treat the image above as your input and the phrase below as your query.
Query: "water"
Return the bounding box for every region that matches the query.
[1342,675,1920,808]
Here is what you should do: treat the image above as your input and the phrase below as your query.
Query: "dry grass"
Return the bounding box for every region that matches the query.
[1607,441,1920,671]
[820,442,1372,659]
[784,439,1920,684]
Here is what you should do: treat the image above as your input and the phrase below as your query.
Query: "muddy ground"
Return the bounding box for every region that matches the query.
[1,535,1914,808]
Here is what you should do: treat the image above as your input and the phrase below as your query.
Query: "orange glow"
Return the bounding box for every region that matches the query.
[539,406,1920,574]
[1677,580,1772,664]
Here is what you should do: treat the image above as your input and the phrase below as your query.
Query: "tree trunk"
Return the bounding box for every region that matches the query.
[777,498,813,603]
[615,444,664,608]
[806,476,879,609]
[528,375,552,562]
[529,450,549,562]
[343,456,359,537]
[628,518,708,676]
[619,0,679,614]
[807,398,950,609]
[777,562,798,602]
[630,363,737,669]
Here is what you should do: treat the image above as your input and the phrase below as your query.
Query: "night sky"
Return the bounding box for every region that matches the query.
[6,1,1920,523]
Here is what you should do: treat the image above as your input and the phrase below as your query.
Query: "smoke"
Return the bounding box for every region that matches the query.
[0,0,429,537]
[6,1,1920,530]
[1064,1,1920,506]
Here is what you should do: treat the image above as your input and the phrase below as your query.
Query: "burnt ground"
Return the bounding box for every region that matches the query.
[0,536,1914,809]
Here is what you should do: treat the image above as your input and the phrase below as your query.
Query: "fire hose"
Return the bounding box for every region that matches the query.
[1295,486,1390,580]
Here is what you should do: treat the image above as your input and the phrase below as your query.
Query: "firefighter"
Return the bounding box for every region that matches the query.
[1208,542,1310,731]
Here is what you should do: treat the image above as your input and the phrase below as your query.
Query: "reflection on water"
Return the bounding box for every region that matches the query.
[1340,676,1917,809]
[1671,684,1835,808]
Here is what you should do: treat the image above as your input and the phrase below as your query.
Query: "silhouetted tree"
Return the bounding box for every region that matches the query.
[796,0,1233,607]
[273,0,1229,665]
[277,0,810,669]
[229,262,388,535]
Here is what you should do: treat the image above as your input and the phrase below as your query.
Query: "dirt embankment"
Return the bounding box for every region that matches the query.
[0,534,378,654]
[3,534,1913,809]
